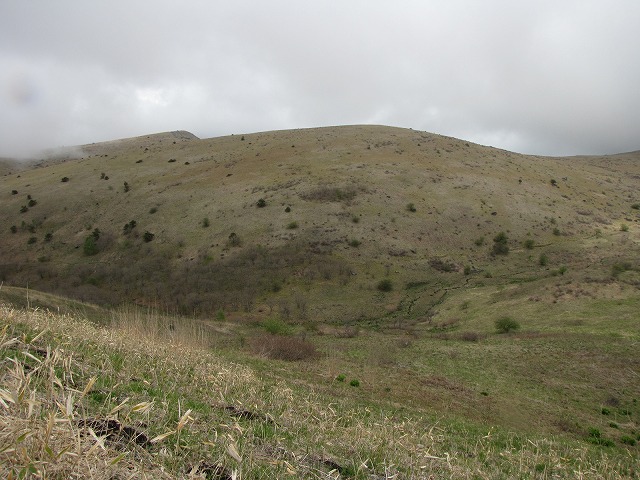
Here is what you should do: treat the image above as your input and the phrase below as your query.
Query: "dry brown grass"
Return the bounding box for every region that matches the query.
[2,303,639,479]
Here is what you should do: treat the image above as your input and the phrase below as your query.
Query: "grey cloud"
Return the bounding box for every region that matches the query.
[1,0,639,158]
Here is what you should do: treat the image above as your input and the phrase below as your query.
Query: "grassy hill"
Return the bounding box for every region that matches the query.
[1,125,639,477]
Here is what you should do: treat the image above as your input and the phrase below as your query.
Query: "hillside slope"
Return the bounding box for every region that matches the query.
[1,125,638,320]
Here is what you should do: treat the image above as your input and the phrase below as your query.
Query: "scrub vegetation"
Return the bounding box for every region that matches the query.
[1,125,639,477]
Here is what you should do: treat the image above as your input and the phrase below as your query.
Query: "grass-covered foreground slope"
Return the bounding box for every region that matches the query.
[1,302,638,479]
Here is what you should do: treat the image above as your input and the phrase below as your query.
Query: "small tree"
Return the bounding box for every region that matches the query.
[83,235,99,255]
[492,232,509,255]
[495,316,520,333]
[143,231,155,242]
[256,198,267,208]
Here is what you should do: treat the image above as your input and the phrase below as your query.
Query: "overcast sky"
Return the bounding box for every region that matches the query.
[1,1,639,158]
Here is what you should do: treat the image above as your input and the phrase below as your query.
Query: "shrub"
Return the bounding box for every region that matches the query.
[621,436,636,446]
[227,232,241,247]
[27,236,37,244]
[300,185,360,203]
[287,221,298,229]
[92,228,101,240]
[44,232,53,242]
[524,239,535,249]
[474,236,485,246]
[335,374,346,382]
[620,224,629,232]
[202,217,210,228]
[611,262,631,278]
[262,317,292,335]
[495,316,520,333]
[256,198,267,208]
[28,199,37,207]
[349,379,360,387]
[430,258,458,272]
[463,265,472,275]
[377,279,393,292]
[123,220,137,234]
[550,179,558,187]
[539,253,548,266]
[20,205,28,213]
[285,206,291,213]
[348,239,361,248]
[83,236,99,255]
[406,203,416,212]
[492,232,509,255]
[632,203,640,210]
[61,176,69,182]
[149,207,157,214]
[123,181,130,192]
[248,334,317,361]
[459,331,481,342]
[10,225,17,234]
[215,309,225,321]
[11,190,18,195]
[352,215,360,223]
[143,231,155,242]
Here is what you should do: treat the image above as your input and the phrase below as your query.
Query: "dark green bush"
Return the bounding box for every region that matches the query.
[524,239,535,250]
[83,236,99,256]
[406,203,416,212]
[27,237,37,244]
[262,317,292,335]
[287,221,298,229]
[492,232,509,255]
[256,198,267,208]
[123,220,137,234]
[495,316,520,333]
[10,225,17,234]
[61,176,69,182]
[377,279,393,292]
[143,231,155,242]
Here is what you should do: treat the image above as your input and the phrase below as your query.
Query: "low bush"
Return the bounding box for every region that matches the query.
[459,331,481,342]
[262,317,292,335]
[495,316,520,333]
[377,279,393,292]
[492,232,509,255]
[248,334,318,361]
